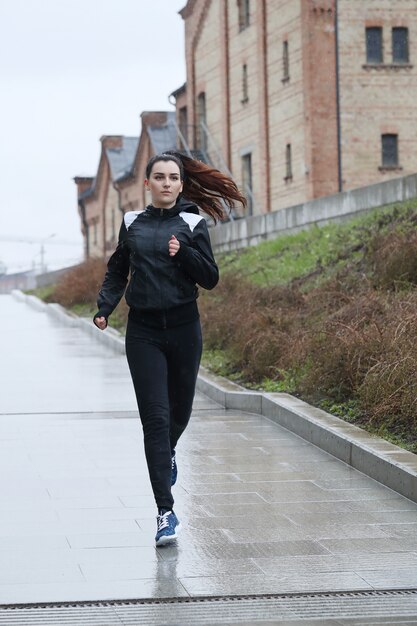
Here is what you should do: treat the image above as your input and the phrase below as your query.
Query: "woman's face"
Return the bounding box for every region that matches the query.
[144,160,183,208]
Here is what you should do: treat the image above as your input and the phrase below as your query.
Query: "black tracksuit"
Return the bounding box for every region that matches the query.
[95,198,219,510]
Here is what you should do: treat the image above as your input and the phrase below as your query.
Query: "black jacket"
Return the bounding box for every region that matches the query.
[95,198,219,322]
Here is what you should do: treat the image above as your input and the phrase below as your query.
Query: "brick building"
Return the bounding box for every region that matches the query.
[75,0,417,258]
[114,112,177,218]
[74,136,138,259]
[173,0,417,215]
[74,113,177,260]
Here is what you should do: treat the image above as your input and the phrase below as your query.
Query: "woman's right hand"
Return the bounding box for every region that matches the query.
[94,316,108,330]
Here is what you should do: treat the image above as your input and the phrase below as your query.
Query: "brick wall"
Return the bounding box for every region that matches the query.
[267,0,309,211]
[179,0,417,217]
[338,0,417,190]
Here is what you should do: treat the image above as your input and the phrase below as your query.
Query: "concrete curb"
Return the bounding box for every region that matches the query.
[11,290,125,352]
[12,290,417,503]
[197,367,417,504]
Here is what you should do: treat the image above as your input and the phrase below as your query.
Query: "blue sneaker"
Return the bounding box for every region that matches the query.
[155,510,181,546]
[171,451,177,486]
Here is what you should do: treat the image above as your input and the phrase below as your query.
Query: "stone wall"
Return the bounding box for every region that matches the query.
[210,172,417,252]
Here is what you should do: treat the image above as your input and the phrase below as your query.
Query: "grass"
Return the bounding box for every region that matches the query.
[219,200,417,290]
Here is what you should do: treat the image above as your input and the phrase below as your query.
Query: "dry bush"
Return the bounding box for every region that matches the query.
[200,272,307,381]
[49,258,107,308]
[358,292,417,434]
[300,292,388,401]
[201,269,417,445]
[368,231,417,290]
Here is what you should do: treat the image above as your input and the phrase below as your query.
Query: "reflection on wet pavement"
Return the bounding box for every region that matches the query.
[0,294,417,606]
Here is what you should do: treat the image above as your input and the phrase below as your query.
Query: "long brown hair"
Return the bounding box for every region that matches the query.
[146,151,247,222]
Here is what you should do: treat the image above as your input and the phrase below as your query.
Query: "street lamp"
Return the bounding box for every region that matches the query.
[37,233,56,274]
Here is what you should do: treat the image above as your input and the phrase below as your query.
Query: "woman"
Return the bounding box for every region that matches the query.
[94,151,246,546]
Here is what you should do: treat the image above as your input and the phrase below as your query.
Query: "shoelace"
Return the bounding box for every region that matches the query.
[157,511,171,531]
[171,455,176,470]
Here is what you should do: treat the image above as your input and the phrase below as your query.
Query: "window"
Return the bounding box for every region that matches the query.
[392,27,409,63]
[241,153,253,215]
[178,106,188,148]
[381,134,399,167]
[238,0,250,31]
[93,222,98,246]
[241,64,249,103]
[283,40,290,81]
[197,92,207,153]
[285,144,293,180]
[366,27,383,64]
[111,208,116,241]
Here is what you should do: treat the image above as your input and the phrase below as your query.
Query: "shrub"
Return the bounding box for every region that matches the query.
[49,258,107,308]
[200,272,307,381]
[368,231,417,290]
[300,292,388,402]
[357,292,417,438]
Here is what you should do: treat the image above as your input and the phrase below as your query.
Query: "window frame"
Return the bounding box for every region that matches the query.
[196,92,207,153]
[285,143,293,181]
[282,40,290,82]
[366,26,383,64]
[238,0,250,32]
[381,133,399,168]
[241,152,253,215]
[392,26,409,64]
[241,63,249,103]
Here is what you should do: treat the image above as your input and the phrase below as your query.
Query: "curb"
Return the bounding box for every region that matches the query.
[13,290,417,504]
[197,368,417,504]
[12,290,125,354]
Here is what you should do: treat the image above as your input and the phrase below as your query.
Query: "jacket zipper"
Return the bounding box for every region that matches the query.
[153,214,165,312]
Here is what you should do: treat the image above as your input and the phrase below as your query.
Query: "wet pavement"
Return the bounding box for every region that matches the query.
[1,294,417,620]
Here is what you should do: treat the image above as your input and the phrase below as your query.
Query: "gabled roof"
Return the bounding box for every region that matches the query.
[78,183,95,201]
[75,136,139,201]
[106,137,139,182]
[148,112,177,154]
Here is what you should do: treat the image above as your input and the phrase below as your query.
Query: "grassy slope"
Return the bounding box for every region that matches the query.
[218,202,416,288]
[200,200,417,452]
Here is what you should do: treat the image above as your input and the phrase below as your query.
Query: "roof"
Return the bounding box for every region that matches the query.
[169,83,187,99]
[147,112,177,154]
[78,183,95,201]
[106,136,139,181]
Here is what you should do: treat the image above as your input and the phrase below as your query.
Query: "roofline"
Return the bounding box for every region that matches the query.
[169,82,187,99]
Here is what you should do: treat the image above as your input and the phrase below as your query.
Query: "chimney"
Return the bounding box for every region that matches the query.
[73,176,94,197]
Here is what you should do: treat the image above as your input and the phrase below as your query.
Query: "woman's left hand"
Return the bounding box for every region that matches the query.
[168,235,180,257]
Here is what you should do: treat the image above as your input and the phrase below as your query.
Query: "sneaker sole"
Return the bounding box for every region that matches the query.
[155,523,182,546]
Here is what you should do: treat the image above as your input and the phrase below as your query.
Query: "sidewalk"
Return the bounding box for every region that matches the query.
[1,294,417,610]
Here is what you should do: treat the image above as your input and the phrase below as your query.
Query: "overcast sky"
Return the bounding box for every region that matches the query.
[0,0,186,273]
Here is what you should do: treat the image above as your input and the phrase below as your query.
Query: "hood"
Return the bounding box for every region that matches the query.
[175,196,200,215]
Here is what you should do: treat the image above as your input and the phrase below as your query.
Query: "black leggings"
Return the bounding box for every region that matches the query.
[125,316,202,510]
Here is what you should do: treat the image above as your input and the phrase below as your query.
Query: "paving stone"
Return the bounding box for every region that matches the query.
[357,567,417,589]
[1,294,417,606]
[253,552,417,574]
[318,537,417,554]
[179,571,372,596]
[65,531,152,550]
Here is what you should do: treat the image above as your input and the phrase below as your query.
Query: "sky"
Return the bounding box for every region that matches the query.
[0,0,186,274]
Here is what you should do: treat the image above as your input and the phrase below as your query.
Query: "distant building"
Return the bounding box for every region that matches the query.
[74,113,178,260]
[74,135,138,259]
[75,0,417,257]
[114,112,177,219]
[173,0,417,215]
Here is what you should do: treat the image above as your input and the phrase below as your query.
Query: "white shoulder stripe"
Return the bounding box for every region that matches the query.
[124,210,144,230]
[179,211,204,232]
